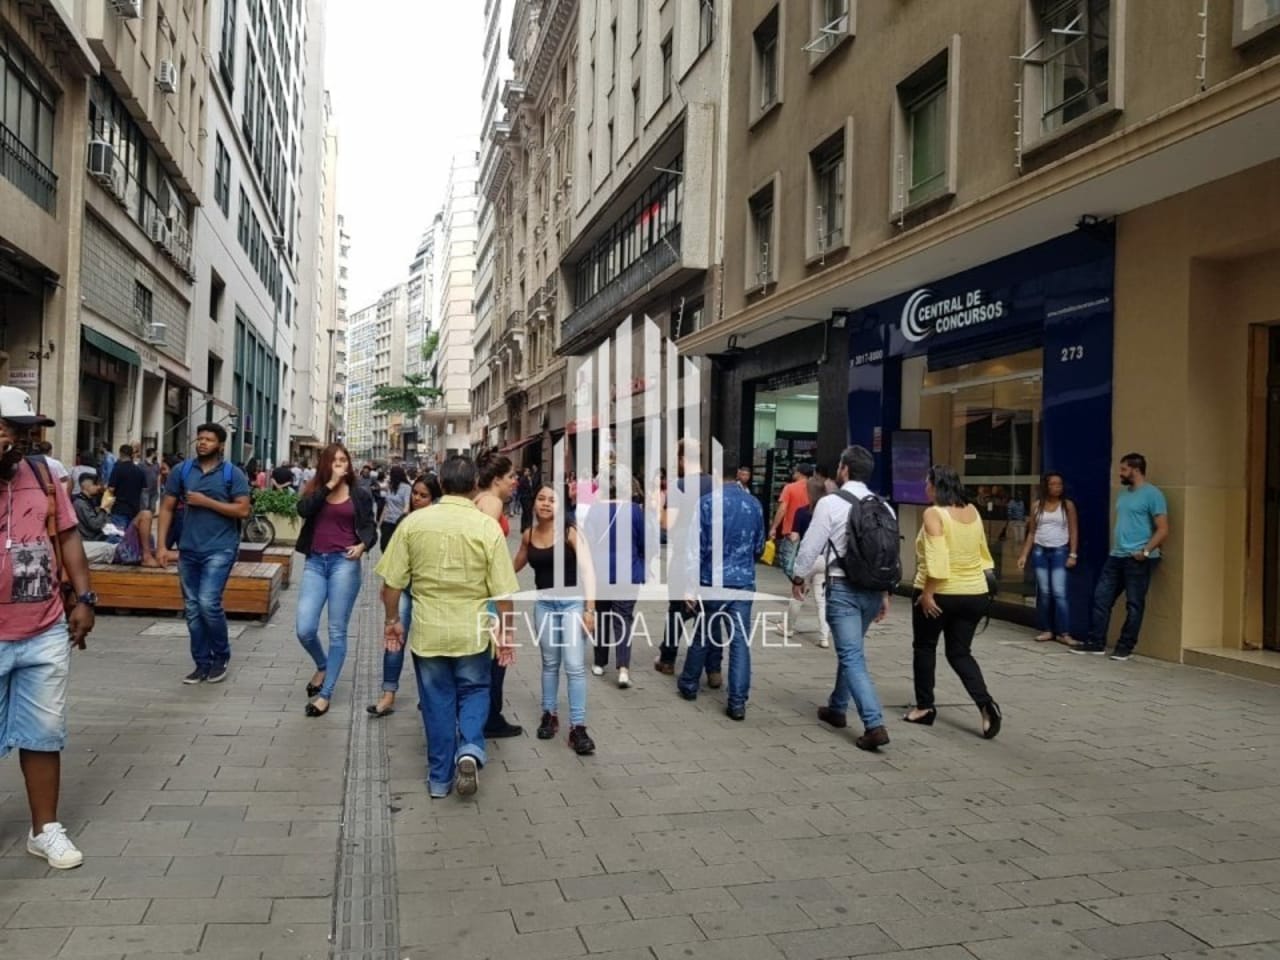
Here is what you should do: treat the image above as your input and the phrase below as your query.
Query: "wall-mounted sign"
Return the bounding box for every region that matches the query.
[900,287,1007,344]
[8,369,38,389]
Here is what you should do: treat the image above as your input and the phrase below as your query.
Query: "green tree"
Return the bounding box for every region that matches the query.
[372,372,441,416]
[421,330,439,363]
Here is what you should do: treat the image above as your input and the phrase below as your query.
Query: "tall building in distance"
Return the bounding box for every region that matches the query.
[402,224,437,462]
[193,0,312,465]
[76,0,210,460]
[487,0,578,469]
[0,2,96,456]
[423,150,480,464]
[331,213,350,445]
[345,283,407,462]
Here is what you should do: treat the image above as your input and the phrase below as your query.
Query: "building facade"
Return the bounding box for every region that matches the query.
[687,0,1280,670]
[345,282,408,463]
[484,0,578,470]
[424,150,480,464]
[402,224,436,462]
[0,0,96,459]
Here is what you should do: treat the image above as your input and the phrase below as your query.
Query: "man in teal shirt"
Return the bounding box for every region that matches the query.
[1072,453,1169,661]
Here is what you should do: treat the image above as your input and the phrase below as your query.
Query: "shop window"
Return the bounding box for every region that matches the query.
[1235,0,1280,45]
[806,0,852,67]
[747,179,777,289]
[891,41,959,219]
[806,123,851,263]
[751,6,781,124]
[1017,0,1119,155]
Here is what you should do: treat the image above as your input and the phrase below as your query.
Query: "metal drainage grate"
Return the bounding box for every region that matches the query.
[332,565,400,959]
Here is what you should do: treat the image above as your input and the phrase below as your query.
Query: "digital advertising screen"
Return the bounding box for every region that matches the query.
[890,430,933,505]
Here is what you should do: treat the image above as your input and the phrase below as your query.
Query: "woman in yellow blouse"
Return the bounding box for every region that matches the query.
[904,466,1002,739]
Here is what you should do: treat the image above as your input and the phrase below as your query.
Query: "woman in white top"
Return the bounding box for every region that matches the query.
[1017,472,1079,645]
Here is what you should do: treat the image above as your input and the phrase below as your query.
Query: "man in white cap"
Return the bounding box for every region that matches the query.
[0,386,96,868]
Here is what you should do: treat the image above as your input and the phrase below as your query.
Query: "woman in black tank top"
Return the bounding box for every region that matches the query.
[513,484,597,755]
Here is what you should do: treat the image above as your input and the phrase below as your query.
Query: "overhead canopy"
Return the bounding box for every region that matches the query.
[82,327,140,368]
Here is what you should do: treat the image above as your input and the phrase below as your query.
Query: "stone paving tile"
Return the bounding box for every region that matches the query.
[1173,912,1280,948]
[1073,919,1207,958]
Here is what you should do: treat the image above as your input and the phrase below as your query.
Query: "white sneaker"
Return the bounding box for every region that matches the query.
[455,755,479,797]
[27,822,83,870]
[591,665,605,677]
[617,667,631,689]
[818,636,830,649]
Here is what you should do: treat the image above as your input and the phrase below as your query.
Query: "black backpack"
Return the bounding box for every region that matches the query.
[830,490,901,591]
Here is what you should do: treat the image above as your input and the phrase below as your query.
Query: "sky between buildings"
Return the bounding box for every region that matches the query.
[326,1,484,311]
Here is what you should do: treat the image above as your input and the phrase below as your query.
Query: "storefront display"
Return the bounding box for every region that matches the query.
[847,230,1114,619]
[751,374,819,513]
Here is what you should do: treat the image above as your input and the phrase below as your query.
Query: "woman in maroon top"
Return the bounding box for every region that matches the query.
[294,443,377,716]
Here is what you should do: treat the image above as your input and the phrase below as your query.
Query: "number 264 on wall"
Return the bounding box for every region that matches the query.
[1060,345,1085,362]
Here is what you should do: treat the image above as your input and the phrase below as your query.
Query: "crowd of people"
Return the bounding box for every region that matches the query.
[0,377,1172,865]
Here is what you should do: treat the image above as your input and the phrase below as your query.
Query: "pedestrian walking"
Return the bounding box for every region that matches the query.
[657,439,715,680]
[904,465,1002,740]
[787,476,833,648]
[475,451,523,737]
[1072,453,1169,660]
[1017,472,1079,645]
[677,471,765,720]
[377,456,520,799]
[367,472,441,718]
[379,465,411,552]
[156,424,252,685]
[293,443,376,717]
[794,446,896,751]
[769,463,815,578]
[582,464,648,689]
[517,468,535,532]
[513,483,597,754]
[34,441,70,493]
[0,387,96,869]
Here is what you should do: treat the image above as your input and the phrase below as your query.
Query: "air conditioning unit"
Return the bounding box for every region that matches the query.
[148,212,171,246]
[141,322,167,345]
[156,60,178,94]
[87,140,115,184]
[110,0,142,18]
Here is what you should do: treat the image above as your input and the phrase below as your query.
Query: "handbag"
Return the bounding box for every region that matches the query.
[984,568,999,599]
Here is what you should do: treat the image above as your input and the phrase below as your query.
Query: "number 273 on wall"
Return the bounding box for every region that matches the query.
[1060,345,1086,362]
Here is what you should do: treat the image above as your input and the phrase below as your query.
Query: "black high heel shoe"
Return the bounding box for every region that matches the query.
[305,700,330,718]
[981,701,1002,740]
[306,676,325,697]
[902,707,937,725]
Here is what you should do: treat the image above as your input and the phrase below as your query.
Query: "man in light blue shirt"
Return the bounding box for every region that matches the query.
[1072,453,1169,661]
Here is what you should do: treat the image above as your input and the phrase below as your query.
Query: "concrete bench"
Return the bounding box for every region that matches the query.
[89,561,284,623]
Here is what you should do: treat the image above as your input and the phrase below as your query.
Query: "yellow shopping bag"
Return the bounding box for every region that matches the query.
[760,538,776,566]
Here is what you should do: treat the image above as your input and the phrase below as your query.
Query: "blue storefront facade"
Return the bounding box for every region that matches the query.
[847,229,1116,625]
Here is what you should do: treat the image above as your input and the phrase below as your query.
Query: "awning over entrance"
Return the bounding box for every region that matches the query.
[83,327,140,368]
[500,435,539,454]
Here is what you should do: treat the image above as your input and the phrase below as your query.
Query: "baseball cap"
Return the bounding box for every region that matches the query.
[0,385,55,428]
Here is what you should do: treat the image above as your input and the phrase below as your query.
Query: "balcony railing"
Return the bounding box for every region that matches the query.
[562,226,681,349]
[0,121,56,213]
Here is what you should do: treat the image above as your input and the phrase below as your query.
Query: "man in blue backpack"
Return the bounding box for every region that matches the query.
[156,424,252,685]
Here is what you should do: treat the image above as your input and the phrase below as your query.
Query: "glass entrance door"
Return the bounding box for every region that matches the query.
[920,348,1043,605]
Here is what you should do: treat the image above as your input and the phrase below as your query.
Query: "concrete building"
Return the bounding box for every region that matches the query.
[549,0,726,479]
[344,297,375,461]
[484,0,578,470]
[423,150,480,463]
[473,0,515,453]
[0,1,96,459]
[192,0,309,466]
[678,0,1280,672]
[403,222,437,462]
[75,0,208,462]
[330,212,349,445]
[288,0,335,463]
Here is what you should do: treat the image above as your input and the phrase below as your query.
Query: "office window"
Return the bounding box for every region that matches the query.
[748,182,775,287]
[610,20,618,91]
[1036,0,1110,134]
[213,136,231,216]
[807,0,851,58]
[661,34,673,101]
[809,134,845,254]
[220,0,236,88]
[752,7,781,119]
[632,81,642,141]
[906,80,947,205]
[1237,0,1280,43]
[134,282,154,328]
[237,187,249,246]
[0,33,57,211]
[607,120,614,163]
[699,0,715,53]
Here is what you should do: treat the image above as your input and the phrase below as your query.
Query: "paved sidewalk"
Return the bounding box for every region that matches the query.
[5,553,1280,959]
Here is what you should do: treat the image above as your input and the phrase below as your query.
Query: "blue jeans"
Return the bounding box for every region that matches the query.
[661,601,723,674]
[381,593,413,692]
[296,553,363,699]
[178,548,237,672]
[1032,544,1071,636]
[679,599,752,710]
[1088,555,1160,655]
[824,578,886,729]
[536,598,587,726]
[412,651,490,796]
[0,621,70,756]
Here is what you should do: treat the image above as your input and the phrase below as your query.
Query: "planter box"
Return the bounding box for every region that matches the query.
[270,514,303,546]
